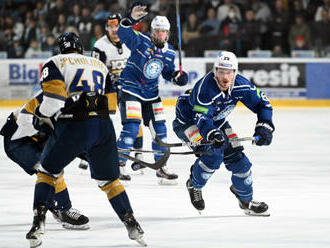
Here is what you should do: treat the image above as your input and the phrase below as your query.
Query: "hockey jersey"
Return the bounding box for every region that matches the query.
[38,53,112,117]
[175,72,273,139]
[92,35,130,78]
[92,35,130,112]
[117,21,176,101]
[0,91,43,140]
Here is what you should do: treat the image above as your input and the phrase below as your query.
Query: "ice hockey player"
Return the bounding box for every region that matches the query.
[25,32,145,247]
[172,51,274,216]
[116,2,188,184]
[0,91,90,230]
[77,13,145,180]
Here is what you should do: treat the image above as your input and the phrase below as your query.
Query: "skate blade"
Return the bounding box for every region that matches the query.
[135,238,147,247]
[62,223,90,230]
[28,238,42,248]
[158,178,178,185]
[244,209,270,217]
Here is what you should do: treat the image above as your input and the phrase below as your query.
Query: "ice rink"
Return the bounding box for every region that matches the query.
[1,106,330,248]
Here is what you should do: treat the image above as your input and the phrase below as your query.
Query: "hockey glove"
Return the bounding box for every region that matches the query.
[253,121,274,146]
[208,129,228,150]
[172,71,188,86]
[33,106,55,135]
[126,1,148,25]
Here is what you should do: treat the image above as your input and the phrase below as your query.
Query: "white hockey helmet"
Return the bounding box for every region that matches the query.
[151,16,170,31]
[213,51,238,73]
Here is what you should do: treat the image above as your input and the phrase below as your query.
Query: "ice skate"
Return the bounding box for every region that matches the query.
[123,212,147,247]
[186,178,205,212]
[50,208,90,230]
[230,185,270,216]
[78,159,88,170]
[119,161,131,181]
[26,206,47,248]
[156,166,178,185]
[131,153,146,174]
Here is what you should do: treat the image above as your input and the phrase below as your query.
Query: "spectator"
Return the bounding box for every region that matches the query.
[272,44,287,57]
[315,0,330,21]
[90,23,104,50]
[109,0,126,16]
[25,38,41,58]
[239,9,262,56]
[23,17,40,49]
[150,0,171,15]
[47,0,67,28]
[200,7,220,35]
[39,24,51,49]
[217,0,242,22]
[288,15,311,50]
[67,4,81,28]
[252,0,272,23]
[312,8,330,56]
[52,14,68,38]
[268,0,290,54]
[7,35,24,58]
[289,0,308,24]
[78,6,93,50]
[183,12,200,45]
[42,34,58,55]
[292,35,310,50]
[33,0,47,20]
[184,0,207,21]
[93,1,110,21]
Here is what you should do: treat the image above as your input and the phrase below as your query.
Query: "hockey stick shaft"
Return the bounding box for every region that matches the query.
[153,135,259,148]
[176,0,183,74]
[118,150,170,170]
[118,148,210,155]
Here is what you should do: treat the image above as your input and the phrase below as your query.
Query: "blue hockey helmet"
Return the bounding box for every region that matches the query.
[56,32,83,54]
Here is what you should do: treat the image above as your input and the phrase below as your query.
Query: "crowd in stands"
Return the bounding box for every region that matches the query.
[0,0,330,58]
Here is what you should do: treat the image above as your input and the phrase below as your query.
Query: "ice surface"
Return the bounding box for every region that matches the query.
[0,107,330,248]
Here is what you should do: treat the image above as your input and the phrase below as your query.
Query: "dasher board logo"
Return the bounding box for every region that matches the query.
[9,62,42,85]
[206,62,305,88]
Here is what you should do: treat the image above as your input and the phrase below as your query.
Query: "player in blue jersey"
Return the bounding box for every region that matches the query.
[173,51,274,216]
[116,2,188,183]
[24,33,145,247]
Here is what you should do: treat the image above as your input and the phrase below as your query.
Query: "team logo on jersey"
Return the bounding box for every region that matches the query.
[213,104,235,121]
[143,58,163,79]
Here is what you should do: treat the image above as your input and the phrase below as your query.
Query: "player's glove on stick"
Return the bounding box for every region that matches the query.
[208,129,228,150]
[253,121,274,146]
[126,1,148,25]
[172,70,188,86]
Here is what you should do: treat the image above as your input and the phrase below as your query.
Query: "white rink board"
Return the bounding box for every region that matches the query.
[0,107,330,248]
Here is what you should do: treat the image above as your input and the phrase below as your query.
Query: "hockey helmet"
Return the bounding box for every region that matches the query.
[213,51,238,73]
[151,16,170,31]
[151,16,170,47]
[107,13,122,27]
[57,32,83,54]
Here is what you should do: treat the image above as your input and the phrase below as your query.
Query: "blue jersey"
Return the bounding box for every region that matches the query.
[175,72,273,139]
[117,22,176,101]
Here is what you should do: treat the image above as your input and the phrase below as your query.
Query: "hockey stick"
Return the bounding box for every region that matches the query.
[118,148,210,155]
[118,150,170,170]
[176,0,183,74]
[153,135,259,148]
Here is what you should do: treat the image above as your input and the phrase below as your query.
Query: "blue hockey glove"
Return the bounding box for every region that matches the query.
[33,106,55,135]
[126,1,148,25]
[253,121,274,146]
[208,129,228,150]
[172,71,188,86]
